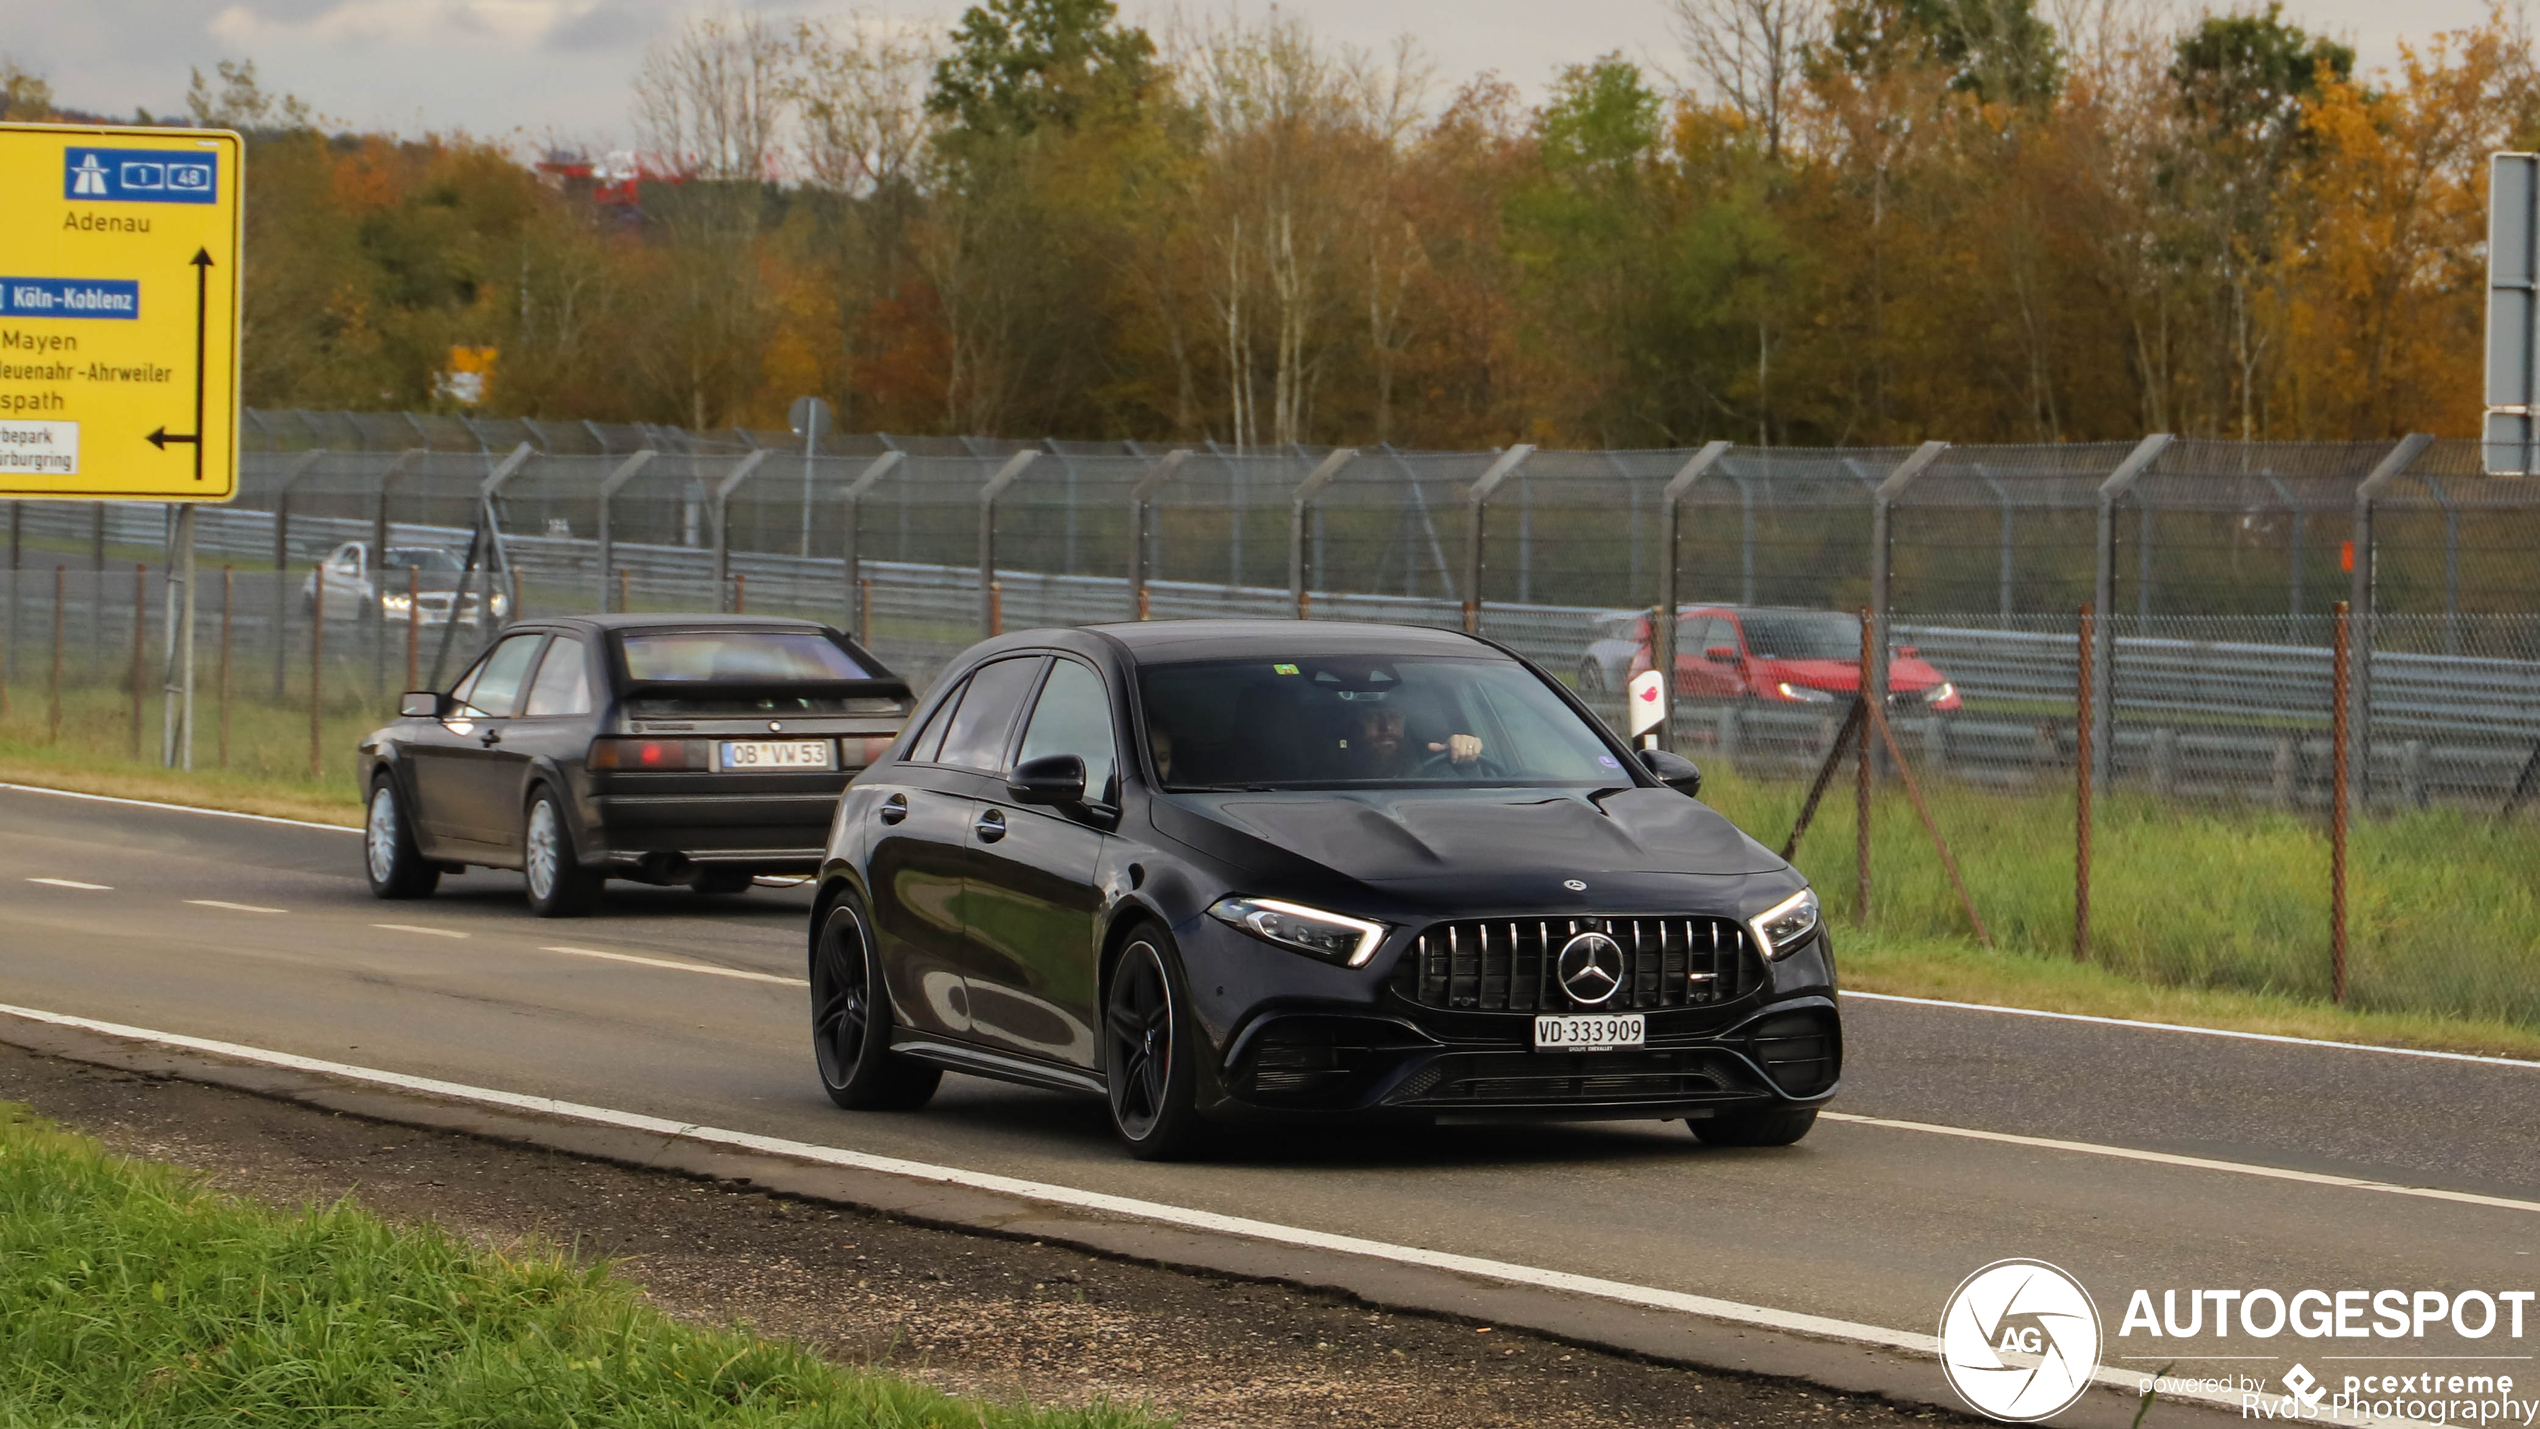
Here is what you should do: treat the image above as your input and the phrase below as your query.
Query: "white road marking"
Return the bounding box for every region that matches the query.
[1819,1109,2540,1215]
[0,999,2433,1429]
[541,945,801,986]
[1841,990,2540,1071]
[26,877,111,890]
[371,923,467,939]
[0,782,357,833]
[186,900,286,914]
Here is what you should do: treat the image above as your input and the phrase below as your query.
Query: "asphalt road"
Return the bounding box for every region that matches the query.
[2,783,2533,1378]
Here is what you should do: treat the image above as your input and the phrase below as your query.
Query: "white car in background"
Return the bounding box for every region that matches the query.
[301,541,506,624]
[1575,608,1645,694]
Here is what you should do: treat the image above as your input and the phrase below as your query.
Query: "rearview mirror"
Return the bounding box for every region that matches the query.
[1007,753,1087,807]
[399,690,442,719]
[1637,747,1703,797]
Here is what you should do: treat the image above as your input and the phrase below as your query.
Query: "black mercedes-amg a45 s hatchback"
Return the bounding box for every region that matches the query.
[808,619,1839,1159]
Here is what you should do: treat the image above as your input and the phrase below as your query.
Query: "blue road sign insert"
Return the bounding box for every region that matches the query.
[1,278,141,319]
[63,148,219,205]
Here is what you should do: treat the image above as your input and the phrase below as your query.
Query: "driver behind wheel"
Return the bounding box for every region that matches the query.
[1338,703,1483,778]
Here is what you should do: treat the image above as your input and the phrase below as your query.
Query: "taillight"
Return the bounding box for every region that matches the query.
[589,737,704,771]
[854,736,894,767]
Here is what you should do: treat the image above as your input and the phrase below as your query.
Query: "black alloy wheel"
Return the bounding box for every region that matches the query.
[1689,1106,1818,1147]
[1103,931,1207,1160]
[522,788,604,918]
[363,774,440,900]
[810,899,940,1110]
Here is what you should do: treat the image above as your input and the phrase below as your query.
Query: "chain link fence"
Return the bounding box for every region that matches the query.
[7,415,2539,1033]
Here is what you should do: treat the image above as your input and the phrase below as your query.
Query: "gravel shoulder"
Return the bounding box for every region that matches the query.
[0,1041,1971,1429]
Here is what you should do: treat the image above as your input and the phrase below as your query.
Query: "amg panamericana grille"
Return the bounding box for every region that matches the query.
[1390,915,1759,1012]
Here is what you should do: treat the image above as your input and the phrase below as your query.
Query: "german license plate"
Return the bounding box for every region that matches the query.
[1533,1013,1644,1051]
[715,739,834,771]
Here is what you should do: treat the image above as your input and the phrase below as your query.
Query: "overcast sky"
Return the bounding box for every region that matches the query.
[0,0,2501,151]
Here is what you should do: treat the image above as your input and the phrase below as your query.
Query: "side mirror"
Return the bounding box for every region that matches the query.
[1007,753,1087,807]
[1704,645,1738,663]
[399,690,443,719]
[1637,747,1703,797]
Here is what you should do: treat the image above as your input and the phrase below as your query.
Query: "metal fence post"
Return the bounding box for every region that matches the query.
[595,449,658,613]
[2076,602,2094,963]
[709,450,774,613]
[1869,442,1948,720]
[978,451,1040,636]
[369,449,422,700]
[2348,434,2433,811]
[270,450,322,701]
[1656,443,1733,750]
[2331,599,2351,1003]
[1461,445,1535,634]
[1287,449,1357,618]
[841,451,904,629]
[1129,450,1192,620]
[2092,434,2172,793]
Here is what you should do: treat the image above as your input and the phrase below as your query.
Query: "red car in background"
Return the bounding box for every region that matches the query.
[1624,606,1962,714]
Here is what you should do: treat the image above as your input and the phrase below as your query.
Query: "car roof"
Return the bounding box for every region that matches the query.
[516,613,837,633]
[1076,619,1503,663]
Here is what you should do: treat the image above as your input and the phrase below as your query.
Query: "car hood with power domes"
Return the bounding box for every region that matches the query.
[1152,784,1789,892]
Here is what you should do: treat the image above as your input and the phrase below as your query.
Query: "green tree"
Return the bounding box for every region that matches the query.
[1824,0,2062,105]
[927,0,1156,139]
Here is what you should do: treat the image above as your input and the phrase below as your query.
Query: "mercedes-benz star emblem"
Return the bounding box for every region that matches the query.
[1562,878,1587,892]
[1556,931,1626,1005]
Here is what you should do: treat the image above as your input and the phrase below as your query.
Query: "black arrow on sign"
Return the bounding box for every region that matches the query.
[144,249,213,482]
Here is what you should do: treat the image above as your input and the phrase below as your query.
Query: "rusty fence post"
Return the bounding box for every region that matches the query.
[129,563,146,760]
[309,574,324,779]
[218,566,233,768]
[2076,603,2095,963]
[405,566,420,694]
[2331,599,2351,1004]
[733,572,747,614]
[990,579,1004,637]
[1855,605,1873,927]
[48,566,63,743]
[618,566,631,615]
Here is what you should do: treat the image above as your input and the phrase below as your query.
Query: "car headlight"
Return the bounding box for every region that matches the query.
[1775,682,1836,703]
[1748,888,1820,960]
[490,591,511,617]
[380,592,413,612]
[1931,682,1956,703]
[1207,896,1387,968]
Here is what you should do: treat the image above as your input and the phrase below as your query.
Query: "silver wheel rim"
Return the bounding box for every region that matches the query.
[366,786,399,884]
[525,800,560,901]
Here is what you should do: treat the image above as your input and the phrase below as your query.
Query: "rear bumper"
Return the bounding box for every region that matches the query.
[584,786,843,872]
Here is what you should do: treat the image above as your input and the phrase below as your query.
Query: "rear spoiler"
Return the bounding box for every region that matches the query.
[618,676,914,704]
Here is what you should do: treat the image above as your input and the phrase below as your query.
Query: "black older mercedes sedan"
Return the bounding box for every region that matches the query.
[807,619,1839,1160]
[360,614,911,916]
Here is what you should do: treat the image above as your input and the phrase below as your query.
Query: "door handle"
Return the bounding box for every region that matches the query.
[877,794,908,825]
[973,808,1006,843]
[479,727,502,746]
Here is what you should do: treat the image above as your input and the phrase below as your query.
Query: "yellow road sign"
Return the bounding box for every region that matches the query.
[0,122,242,502]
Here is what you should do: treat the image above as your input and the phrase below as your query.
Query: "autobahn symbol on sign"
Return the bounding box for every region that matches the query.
[0,122,242,501]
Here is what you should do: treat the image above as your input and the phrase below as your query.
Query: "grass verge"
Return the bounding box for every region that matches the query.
[0,1103,1162,1428]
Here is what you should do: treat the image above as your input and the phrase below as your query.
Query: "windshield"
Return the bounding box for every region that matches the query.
[621,631,869,682]
[382,548,467,574]
[1738,611,1862,661]
[1137,654,1629,790]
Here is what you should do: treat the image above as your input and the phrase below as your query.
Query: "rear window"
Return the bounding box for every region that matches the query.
[621,631,869,682]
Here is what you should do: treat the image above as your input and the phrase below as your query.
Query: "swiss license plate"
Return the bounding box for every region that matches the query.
[715,739,834,771]
[1533,1013,1645,1052]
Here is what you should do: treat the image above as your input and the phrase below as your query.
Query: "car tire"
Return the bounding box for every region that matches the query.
[810,898,940,1111]
[363,774,440,900]
[1576,661,1606,695]
[1103,928,1210,1161]
[691,868,755,897]
[521,788,603,918]
[1689,1106,1818,1147]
